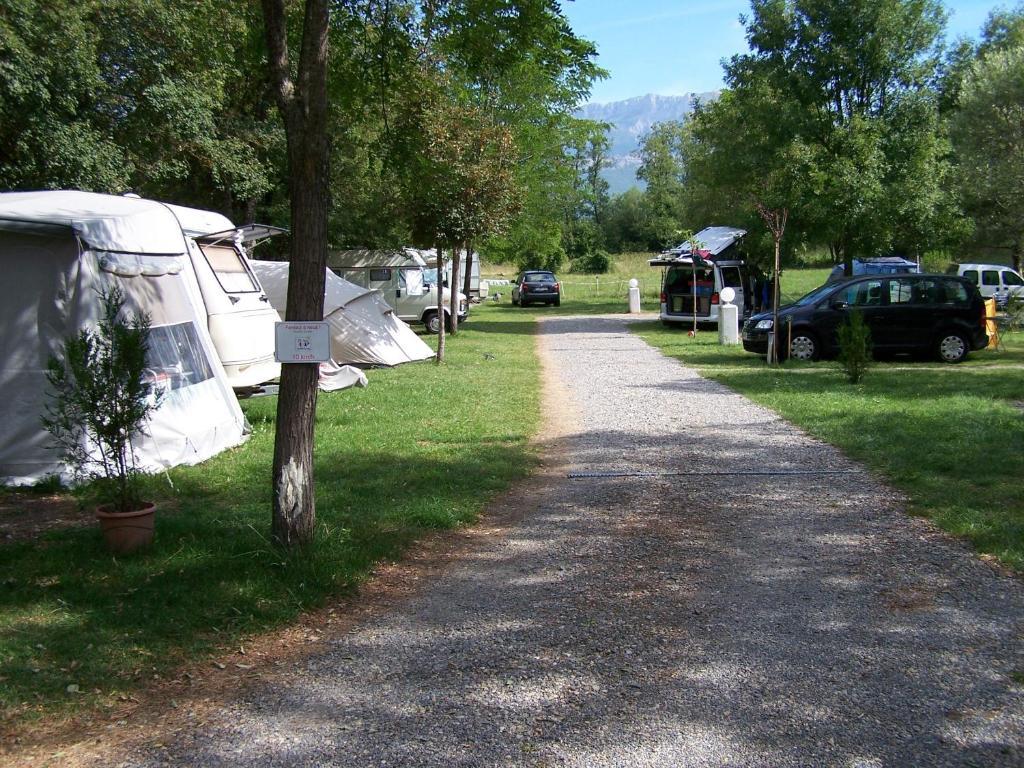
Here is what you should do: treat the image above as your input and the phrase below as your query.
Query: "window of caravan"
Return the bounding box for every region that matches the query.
[144,322,216,392]
[370,268,392,283]
[400,267,425,294]
[199,243,260,293]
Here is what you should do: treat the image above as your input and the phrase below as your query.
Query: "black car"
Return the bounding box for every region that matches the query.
[512,270,561,307]
[742,274,988,363]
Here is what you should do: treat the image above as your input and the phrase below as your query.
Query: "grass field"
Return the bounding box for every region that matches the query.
[0,304,539,728]
[633,321,1024,569]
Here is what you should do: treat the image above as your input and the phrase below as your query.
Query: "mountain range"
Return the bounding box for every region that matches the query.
[576,92,719,195]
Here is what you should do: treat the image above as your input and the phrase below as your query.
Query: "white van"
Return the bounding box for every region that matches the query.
[328,248,468,333]
[650,226,749,326]
[949,263,1024,307]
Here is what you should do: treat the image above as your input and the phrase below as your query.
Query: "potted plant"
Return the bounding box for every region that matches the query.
[42,287,164,553]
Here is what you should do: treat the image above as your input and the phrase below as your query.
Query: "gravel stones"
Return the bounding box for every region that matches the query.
[121,314,1024,767]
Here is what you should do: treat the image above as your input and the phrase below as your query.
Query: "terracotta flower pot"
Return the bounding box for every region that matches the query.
[96,502,156,554]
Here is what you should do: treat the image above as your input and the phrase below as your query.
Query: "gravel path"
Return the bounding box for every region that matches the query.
[121,314,1024,767]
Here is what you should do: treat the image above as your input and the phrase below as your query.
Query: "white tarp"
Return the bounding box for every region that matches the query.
[250,260,434,368]
[0,190,248,486]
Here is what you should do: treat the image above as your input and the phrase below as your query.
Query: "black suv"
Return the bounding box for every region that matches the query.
[742,274,988,363]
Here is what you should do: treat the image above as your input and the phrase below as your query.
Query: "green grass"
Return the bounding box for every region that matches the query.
[0,304,539,728]
[633,319,1024,569]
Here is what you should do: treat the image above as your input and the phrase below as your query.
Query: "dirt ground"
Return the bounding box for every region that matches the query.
[0,492,90,545]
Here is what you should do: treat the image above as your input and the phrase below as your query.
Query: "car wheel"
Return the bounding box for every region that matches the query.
[788,331,818,361]
[423,311,442,334]
[512,294,519,306]
[554,296,561,307]
[521,298,530,307]
[936,331,968,363]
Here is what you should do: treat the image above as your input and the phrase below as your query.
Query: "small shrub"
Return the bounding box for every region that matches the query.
[572,249,612,274]
[837,311,872,384]
[42,287,162,511]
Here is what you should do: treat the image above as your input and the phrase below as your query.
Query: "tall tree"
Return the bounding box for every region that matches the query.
[709,0,956,273]
[261,0,331,548]
[637,121,689,249]
[951,44,1024,272]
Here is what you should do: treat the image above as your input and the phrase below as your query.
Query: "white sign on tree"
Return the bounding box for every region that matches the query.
[274,322,330,363]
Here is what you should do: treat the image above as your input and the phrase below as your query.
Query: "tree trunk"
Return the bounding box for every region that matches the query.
[262,0,330,548]
[463,242,474,299]
[435,246,446,362]
[448,242,461,335]
[771,235,781,365]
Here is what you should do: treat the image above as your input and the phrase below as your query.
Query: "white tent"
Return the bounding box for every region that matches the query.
[164,204,282,389]
[0,191,249,486]
[250,260,434,368]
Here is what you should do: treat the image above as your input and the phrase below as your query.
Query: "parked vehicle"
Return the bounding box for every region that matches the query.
[826,256,919,283]
[328,248,468,333]
[168,205,285,389]
[741,273,988,363]
[947,263,1024,308]
[512,270,561,306]
[649,226,751,326]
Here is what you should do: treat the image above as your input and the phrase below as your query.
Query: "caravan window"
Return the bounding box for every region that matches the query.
[144,322,216,392]
[369,268,392,283]
[199,243,260,294]
[400,267,425,294]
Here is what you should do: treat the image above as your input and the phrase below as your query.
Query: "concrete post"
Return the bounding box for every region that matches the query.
[719,288,740,345]
[628,278,641,314]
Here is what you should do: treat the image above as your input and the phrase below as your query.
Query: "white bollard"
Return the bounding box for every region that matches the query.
[628,278,641,314]
[718,287,740,345]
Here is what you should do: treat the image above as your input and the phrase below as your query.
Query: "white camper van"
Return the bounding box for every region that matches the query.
[328,249,468,333]
[0,191,249,485]
[650,226,749,327]
[167,205,284,389]
[948,263,1024,307]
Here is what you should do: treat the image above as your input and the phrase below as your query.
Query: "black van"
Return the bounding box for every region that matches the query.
[741,274,988,363]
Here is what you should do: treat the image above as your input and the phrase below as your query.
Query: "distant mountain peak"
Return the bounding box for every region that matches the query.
[575,92,720,194]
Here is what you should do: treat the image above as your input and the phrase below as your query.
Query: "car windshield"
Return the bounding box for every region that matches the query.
[526,272,555,283]
[792,283,837,307]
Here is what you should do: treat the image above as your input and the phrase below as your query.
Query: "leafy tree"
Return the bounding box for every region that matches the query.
[951,45,1024,271]
[601,188,652,253]
[703,0,958,273]
[637,121,689,249]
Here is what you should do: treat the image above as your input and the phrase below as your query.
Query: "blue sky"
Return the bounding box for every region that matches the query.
[561,1,1003,104]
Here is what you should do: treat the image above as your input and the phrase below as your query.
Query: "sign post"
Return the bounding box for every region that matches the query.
[274,322,330,364]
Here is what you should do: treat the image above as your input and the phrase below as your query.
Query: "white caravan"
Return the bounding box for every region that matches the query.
[328,249,468,333]
[0,191,248,485]
[166,204,283,389]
